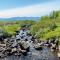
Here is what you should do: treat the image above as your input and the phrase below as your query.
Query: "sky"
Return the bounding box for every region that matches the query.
[0,0,60,18]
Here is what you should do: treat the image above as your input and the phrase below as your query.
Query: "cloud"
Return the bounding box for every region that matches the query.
[0,1,60,18]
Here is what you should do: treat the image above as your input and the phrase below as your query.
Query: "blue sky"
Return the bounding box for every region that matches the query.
[0,0,54,10]
[0,0,60,18]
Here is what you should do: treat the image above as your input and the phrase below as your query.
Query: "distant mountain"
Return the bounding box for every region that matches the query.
[0,17,40,21]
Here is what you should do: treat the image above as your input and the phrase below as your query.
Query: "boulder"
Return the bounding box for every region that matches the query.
[19,41,30,51]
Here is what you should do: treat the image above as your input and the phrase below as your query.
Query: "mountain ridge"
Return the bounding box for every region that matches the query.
[0,17,40,21]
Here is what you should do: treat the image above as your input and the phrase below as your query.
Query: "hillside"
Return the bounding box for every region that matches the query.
[30,11,60,44]
[0,11,60,44]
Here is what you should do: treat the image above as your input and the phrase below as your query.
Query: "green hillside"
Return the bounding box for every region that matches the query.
[30,11,60,44]
[0,11,60,44]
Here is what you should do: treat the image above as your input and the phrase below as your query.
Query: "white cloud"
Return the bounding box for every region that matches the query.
[0,1,60,18]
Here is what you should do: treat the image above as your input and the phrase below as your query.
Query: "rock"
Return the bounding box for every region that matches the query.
[21,50,27,56]
[19,41,30,51]
[58,45,60,52]
[34,46,42,50]
[51,44,56,51]
[12,48,17,53]
[0,44,6,47]
[57,52,60,58]
[0,52,5,58]
[34,43,43,50]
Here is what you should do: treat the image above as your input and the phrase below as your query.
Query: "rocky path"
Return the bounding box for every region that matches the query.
[0,42,59,60]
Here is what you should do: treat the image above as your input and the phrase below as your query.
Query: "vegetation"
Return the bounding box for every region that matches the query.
[0,11,60,44]
[0,20,36,35]
[30,11,60,44]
